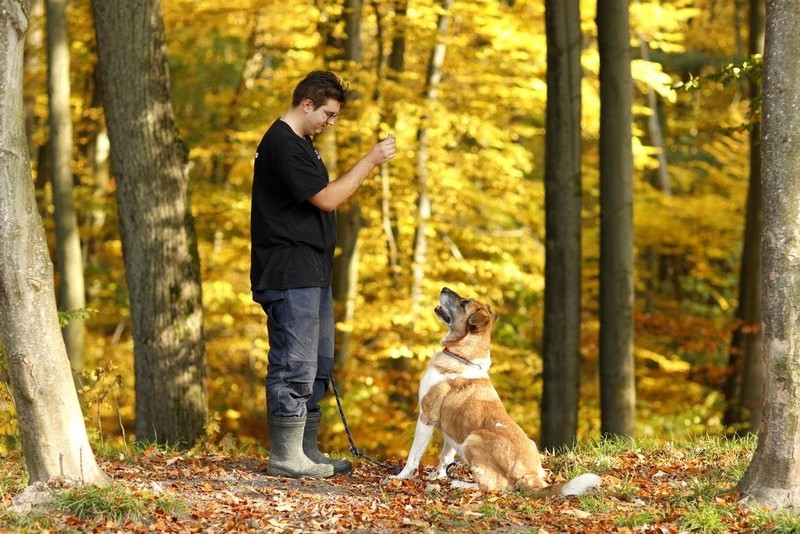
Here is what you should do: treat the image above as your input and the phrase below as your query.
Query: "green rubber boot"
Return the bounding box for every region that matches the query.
[303,411,353,474]
[267,415,334,478]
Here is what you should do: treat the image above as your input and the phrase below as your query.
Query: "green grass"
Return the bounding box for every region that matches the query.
[616,510,658,528]
[477,502,507,518]
[677,503,734,533]
[51,484,148,522]
[0,481,189,531]
[750,505,800,534]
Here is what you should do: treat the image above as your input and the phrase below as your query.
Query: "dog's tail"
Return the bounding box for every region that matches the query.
[519,472,601,497]
[557,473,601,496]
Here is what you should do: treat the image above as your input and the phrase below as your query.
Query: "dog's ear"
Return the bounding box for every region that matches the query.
[468,306,497,331]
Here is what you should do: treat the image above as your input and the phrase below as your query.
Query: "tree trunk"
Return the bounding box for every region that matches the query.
[0,0,107,486]
[724,0,765,433]
[540,0,582,450]
[331,0,365,371]
[738,0,800,509]
[597,0,636,438]
[410,0,451,320]
[83,68,112,274]
[638,36,670,196]
[92,0,208,448]
[333,204,362,371]
[23,0,43,161]
[380,0,407,281]
[210,14,268,189]
[46,0,86,375]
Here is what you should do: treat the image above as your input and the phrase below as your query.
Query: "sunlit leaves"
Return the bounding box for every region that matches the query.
[16,0,755,453]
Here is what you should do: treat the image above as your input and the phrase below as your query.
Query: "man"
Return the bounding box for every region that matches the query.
[250,71,396,478]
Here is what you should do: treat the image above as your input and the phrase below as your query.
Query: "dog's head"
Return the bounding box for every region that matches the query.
[436,287,499,346]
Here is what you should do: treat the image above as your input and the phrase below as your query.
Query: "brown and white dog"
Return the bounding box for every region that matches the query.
[395,287,599,496]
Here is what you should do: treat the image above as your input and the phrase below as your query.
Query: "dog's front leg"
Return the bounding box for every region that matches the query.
[394,419,435,479]
[430,439,457,480]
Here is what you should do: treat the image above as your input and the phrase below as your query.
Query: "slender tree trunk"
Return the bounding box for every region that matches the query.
[540,0,582,450]
[46,0,86,375]
[373,0,404,281]
[23,0,43,161]
[92,0,208,448]
[0,0,107,486]
[738,0,800,508]
[638,27,671,341]
[724,0,765,433]
[411,0,451,319]
[638,36,670,195]
[83,80,112,272]
[597,0,636,438]
[332,0,365,371]
[333,205,362,370]
[210,14,268,189]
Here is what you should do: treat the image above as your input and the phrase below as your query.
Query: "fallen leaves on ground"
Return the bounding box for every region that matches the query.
[2,442,767,533]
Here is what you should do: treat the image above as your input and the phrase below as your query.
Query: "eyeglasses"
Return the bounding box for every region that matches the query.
[319,107,339,124]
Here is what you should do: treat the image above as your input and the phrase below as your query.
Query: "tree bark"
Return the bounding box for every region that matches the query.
[410,0,452,320]
[0,0,107,486]
[540,0,582,450]
[46,0,86,375]
[23,0,43,161]
[377,0,406,281]
[597,0,636,438]
[738,0,800,509]
[92,0,208,448]
[724,0,765,433]
[331,0,365,371]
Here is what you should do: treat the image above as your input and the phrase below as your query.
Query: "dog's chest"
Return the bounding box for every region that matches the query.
[417,358,489,400]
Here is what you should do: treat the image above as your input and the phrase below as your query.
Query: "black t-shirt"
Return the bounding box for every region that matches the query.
[250,119,336,291]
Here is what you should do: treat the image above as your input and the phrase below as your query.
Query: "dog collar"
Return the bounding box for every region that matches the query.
[443,347,483,369]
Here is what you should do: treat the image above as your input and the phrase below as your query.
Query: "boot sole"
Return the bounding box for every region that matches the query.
[267,465,334,478]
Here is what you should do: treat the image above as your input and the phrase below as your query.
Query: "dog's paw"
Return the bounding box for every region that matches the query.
[449,480,479,490]
[427,468,447,481]
[393,469,415,480]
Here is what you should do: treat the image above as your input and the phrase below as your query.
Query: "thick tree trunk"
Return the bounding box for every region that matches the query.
[46,0,86,374]
[0,0,107,486]
[92,0,207,448]
[737,0,800,509]
[540,0,582,450]
[597,0,636,438]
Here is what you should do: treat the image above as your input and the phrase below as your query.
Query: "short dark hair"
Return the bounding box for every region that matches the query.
[291,70,349,108]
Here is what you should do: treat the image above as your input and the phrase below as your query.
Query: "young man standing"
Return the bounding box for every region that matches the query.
[250,71,396,478]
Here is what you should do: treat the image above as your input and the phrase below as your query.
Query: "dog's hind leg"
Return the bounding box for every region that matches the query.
[430,439,458,480]
[395,419,436,479]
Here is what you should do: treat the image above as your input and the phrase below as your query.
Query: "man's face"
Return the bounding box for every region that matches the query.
[307,98,340,135]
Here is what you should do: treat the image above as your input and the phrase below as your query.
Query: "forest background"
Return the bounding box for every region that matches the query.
[2,0,754,464]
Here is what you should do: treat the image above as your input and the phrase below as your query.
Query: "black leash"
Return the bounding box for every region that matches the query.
[330,376,401,472]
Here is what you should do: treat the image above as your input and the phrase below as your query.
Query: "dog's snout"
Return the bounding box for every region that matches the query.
[435,305,451,324]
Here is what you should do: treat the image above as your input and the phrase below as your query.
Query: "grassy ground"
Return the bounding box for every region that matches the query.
[2,434,799,533]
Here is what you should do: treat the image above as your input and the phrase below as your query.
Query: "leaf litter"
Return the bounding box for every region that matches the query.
[0,439,781,532]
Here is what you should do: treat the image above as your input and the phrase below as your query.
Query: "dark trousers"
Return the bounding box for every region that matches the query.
[254,287,334,417]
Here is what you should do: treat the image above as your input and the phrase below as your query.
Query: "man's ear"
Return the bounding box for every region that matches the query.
[301,98,315,112]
